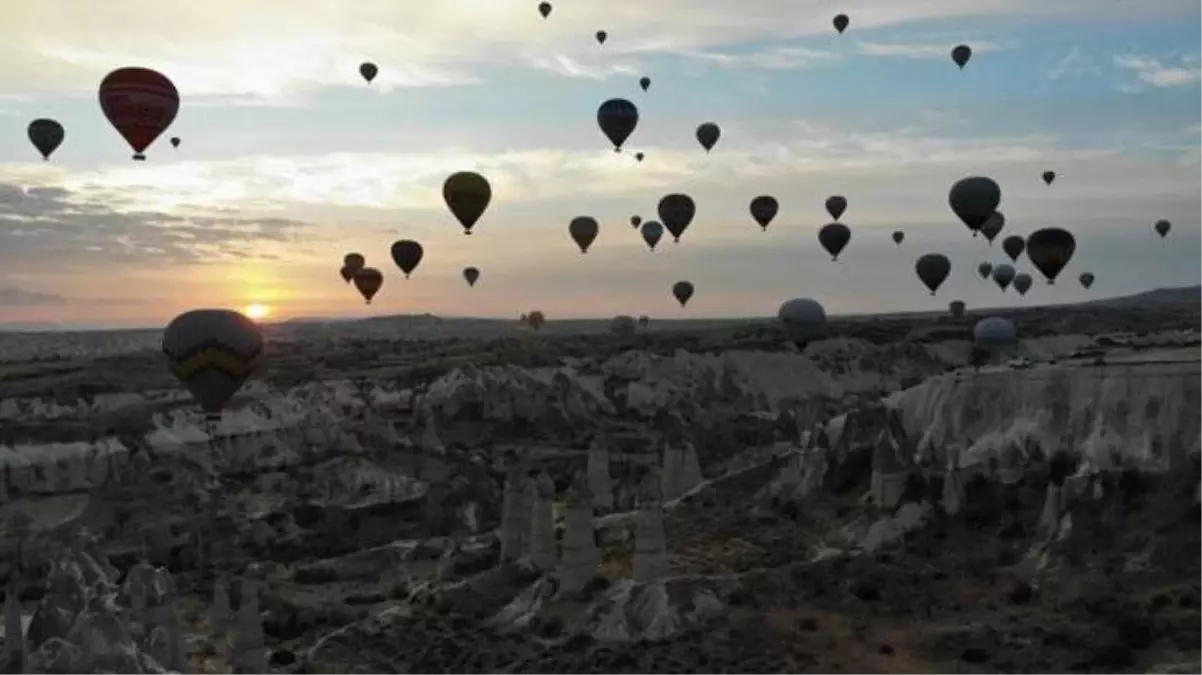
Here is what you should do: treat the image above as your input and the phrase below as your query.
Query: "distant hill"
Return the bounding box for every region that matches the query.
[1078,285,1200,309]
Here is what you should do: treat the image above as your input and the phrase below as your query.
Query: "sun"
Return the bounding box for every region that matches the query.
[244,303,271,320]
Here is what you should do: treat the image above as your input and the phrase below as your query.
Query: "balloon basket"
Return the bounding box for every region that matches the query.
[133,153,146,161]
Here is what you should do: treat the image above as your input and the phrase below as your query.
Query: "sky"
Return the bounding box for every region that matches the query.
[0,0,1198,330]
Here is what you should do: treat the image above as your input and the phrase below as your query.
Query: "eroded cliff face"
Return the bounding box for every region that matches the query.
[890,361,1201,473]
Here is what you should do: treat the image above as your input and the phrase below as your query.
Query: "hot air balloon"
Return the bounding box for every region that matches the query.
[892,231,904,246]
[992,263,1015,292]
[98,67,179,161]
[463,267,480,287]
[1012,273,1033,296]
[974,316,1016,347]
[390,240,424,278]
[353,268,384,304]
[658,193,695,243]
[338,266,354,283]
[27,119,64,160]
[528,310,546,331]
[777,298,827,349]
[1026,227,1076,284]
[638,315,650,328]
[538,2,552,18]
[818,223,851,261]
[915,254,951,295]
[695,122,720,152]
[444,171,491,234]
[672,281,695,307]
[825,195,847,221]
[749,195,778,231]
[949,300,966,319]
[639,76,651,91]
[162,309,264,421]
[978,262,993,280]
[630,215,642,229]
[1002,236,1025,262]
[641,221,664,251]
[569,216,599,253]
[170,136,181,148]
[344,253,366,272]
[833,14,850,34]
[1042,171,1055,186]
[1079,272,1094,290]
[1154,219,1171,238]
[595,30,607,45]
[359,62,378,83]
[611,315,637,337]
[951,44,972,69]
[980,211,1005,245]
[635,152,645,163]
[597,98,638,152]
[949,176,1001,236]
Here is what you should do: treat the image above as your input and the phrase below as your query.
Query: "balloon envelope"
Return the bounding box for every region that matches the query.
[569,216,599,253]
[443,171,492,234]
[992,263,1016,291]
[1012,273,1033,296]
[777,298,827,340]
[672,281,695,307]
[1001,236,1025,262]
[833,14,849,33]
[658,194,695,242]
[463,266,480,287]
[949,300,966,319]
[974,316,1017,347]
[390,240,424,278]
[28,119,65,160]
[916,254,952,295]
[818,223,851,261]
[343,253,365,271]
[1079,272,1094,290]
[162,309,264,419]
[749,195,778,230]
[1025,227,1076,284]
[359,62,378,83]
[949,176,1001,234]
[99,67,179,160]
[597,98,638,151]
[353,268,384,304]
[641,221,664,250]
[611,315,637,337]
[978,262,993,280]
[980,211,1005,244]
[1154,219,1171,237]
[695,122,720,152]
[825,195,847,221]
[951,44,972,68]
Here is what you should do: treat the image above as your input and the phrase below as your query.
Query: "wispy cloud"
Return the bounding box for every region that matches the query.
[1114,52,1201,89]
[853,40,1007,61]
[0,287,66,307]
[683,46,840,70]
[1046,46,1100,81]
[525,54,639,80]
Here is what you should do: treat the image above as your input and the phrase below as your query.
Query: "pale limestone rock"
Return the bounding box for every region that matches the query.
[559,478,599,595]
[528,472,556,570]
[587,439,613,512]
[500,465,530,561]
[632,474,667,582]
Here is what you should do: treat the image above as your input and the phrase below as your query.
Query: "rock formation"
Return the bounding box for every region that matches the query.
[632,472,668,582]
[527,471,556,570]
[558,476,600,595]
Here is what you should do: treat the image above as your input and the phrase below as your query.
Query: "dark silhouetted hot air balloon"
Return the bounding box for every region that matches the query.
[833,14,850,34]
[339,266,354,283]
[353,268,383,304]
[825,195,847,221]
[444,171,491,234]
[359,62,378,83]
[672,281,695,307]
[1042,170,1055,185]
[1002,235,1025,262]
[951,45,972,69]
[27,119,64,160]
[949,176,1001,236]
[639,76,651,91]
[635,151,645,162]
[1154,219,1171,238]
[528,310,546,331]
[390,240,424,278]
[630,215,642,229]
[915,254,951,295]
[170,136,181,148]
[1079,272,1094,290]
[344,253,365,272]
[595,30,607,45]
[1012,273,1033,296]
[749,195,778,231]
[695,122,720,152]
[892,231,904,245]
[1026,227,1075,284]
[162,309,264,421]
[992,263,1015,292]
[778,298,826,349]
[611,315,637,337]
[597,98,638,152]
[538,2,552,18]
[980,211,1005,245]
[949,300,966,319]
[658,193,695,243]
[818,223,851,261]
[641,221,664,251]
[974,317,1016,347]
[464,266,480,287]
[99,67,179,161]
[569,216,599,253]
[978,261,993,280]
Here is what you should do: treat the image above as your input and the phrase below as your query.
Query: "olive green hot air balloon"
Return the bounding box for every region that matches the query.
[949,176,1001,236]
[443,171,492,235]
[162,309,264,421]
[992,263,1015,292]
[1012,272,1033,296]
[818,222,851,261]
[749,195,778,231]
[658,193,695,243]
[390,239,424,279]
[569,216,599,253]
[915,253,951,295]
[1025,227,1076,284]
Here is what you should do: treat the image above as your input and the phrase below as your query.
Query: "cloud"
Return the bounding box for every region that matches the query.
[525,54,640,80]
[0,0,1193,99]
[1114,53,1202,89]
[682,46,840,70]
[852,39,1006,61]
[0,287,66,307]
[0,181,314,271]
[1045,47,1100,81]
